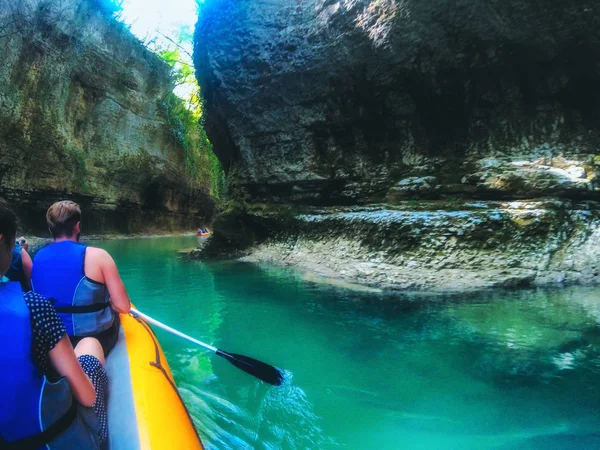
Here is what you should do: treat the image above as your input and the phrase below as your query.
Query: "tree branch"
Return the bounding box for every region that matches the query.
[156,30,193,60]
[162,58,194,69]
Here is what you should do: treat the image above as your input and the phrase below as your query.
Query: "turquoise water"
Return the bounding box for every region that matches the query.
[96,236,600,450]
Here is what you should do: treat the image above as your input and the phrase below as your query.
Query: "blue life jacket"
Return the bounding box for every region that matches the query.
[0,281,99,449]
[5,245,23,283]
[6,246,31,292]
[32,241,113,338]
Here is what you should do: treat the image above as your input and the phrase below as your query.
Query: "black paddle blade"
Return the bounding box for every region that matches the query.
[216,349,285,386]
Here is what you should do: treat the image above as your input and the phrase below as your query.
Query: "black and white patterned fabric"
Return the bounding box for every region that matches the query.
[78,354,109,450]
[23,291,109,449]
[24,291,65,373]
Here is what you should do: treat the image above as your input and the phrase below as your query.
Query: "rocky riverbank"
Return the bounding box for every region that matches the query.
[193,199,600,291]
[193,0,600,290]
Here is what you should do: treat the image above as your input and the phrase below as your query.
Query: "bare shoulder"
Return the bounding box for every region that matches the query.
[85,246,115,265]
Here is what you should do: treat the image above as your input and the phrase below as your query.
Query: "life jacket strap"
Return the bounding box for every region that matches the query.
[1,397,78,450]
[53,301,111,314]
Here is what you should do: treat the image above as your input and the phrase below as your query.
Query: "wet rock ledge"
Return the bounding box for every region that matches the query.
[193,0,600,290]
[191,199,600,291]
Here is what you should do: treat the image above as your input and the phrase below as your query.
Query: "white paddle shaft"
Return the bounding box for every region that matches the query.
[130,308,218,353]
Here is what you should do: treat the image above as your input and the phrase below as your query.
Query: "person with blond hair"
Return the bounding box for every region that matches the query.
[0,197,107,449]
[32,200,131,357]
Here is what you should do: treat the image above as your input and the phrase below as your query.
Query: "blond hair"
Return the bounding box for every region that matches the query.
[46,201,81,238]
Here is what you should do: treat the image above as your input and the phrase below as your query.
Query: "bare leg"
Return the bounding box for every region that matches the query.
[74,337,105,366]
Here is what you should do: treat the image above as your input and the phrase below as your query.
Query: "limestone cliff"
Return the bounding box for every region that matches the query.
[194,0,600,289]
[195,0,600,204]
[0,0,213,234]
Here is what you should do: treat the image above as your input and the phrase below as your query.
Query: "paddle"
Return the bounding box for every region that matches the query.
[130,308,285,386]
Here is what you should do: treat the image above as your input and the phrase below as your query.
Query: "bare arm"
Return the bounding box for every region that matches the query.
[49,335,96,408]
[100,250,131,314]
[20,248,32,290]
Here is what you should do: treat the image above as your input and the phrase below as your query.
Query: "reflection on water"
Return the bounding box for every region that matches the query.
[97,237,600,450]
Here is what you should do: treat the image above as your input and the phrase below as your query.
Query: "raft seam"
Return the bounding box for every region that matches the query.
[132,315,204,447]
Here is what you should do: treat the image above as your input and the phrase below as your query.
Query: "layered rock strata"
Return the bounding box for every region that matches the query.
[194,0,600,289]
[233,201,600,291]
[0,0,213,234]
[195,0,600,204]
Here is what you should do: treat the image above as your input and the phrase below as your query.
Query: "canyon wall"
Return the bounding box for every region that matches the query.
[0,0,213,234]
[194,0,600,289]
[195,0,600,204]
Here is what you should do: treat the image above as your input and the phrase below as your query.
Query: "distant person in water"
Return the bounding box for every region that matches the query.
[31,201,131,357]
[5,235,32,291]
[0,197,107,449]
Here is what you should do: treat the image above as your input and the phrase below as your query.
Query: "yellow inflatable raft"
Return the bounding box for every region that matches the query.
[105,312,204,450]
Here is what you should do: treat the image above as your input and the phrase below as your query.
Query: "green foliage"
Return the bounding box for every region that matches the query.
[161,92,225,199]
[150,24,225,200]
